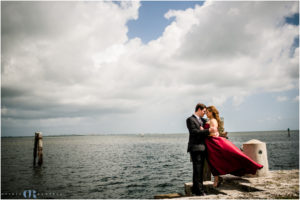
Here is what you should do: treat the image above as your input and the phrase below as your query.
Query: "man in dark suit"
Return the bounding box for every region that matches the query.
[186,103,218,196]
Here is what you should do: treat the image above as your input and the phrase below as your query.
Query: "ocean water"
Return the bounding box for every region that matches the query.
[1,130,299,199]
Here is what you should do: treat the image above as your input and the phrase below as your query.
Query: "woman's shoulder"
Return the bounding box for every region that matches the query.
[210,118,218,123]
[210,118,218,126]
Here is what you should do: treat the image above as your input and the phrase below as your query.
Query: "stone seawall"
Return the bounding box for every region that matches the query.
[155,169,299,199]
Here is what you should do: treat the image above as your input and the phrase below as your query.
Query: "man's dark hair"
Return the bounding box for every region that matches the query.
[195,103,206,112]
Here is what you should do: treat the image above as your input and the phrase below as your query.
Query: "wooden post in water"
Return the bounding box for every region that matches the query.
[33,133,38,165]
[33,132,43,166]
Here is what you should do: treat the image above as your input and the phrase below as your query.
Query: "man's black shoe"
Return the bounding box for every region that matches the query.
[199,192,207,196]
[192,192,206,196]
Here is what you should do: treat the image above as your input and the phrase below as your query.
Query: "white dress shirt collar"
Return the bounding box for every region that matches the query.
[193,114,201,121]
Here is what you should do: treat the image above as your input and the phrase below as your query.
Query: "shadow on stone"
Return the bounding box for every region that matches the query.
[205,186,227,195]
[214,175,263,193]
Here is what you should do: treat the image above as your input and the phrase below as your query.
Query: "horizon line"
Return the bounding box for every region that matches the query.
[1,129,299,138]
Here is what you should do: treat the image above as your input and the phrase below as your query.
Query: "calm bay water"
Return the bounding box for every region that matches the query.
[1,130,299,199]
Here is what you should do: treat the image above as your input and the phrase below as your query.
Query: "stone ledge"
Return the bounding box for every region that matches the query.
[154,193,183,199]
[154,169,299,199]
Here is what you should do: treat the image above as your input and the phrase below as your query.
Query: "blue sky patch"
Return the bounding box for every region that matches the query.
[127,1,203,44]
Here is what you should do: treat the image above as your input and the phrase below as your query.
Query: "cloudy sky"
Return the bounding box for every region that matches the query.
[1,1,299,137]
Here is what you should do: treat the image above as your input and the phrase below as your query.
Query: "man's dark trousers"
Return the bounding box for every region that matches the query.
[190,151,206,195]
[186,114,209,195]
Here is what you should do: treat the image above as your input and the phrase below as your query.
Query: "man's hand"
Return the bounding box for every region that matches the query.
[210,132,219,137]
[209,127,219,137]
[209,127,217,133]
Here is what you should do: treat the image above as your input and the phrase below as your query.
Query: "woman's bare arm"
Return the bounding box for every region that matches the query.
[209,119,219,136]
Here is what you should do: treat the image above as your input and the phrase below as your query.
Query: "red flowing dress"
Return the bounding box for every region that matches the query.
[204,124,263,176]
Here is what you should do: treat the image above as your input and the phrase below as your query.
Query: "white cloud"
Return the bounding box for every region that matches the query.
[1,1,299,134]
[2,1,141,118]
[277,96,289,102]
[258,116,283,123]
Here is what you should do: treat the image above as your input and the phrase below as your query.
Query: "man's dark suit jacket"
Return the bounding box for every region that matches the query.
[186,115,210,153]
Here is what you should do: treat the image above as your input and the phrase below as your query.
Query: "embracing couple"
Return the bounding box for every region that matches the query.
[186,103,263,196]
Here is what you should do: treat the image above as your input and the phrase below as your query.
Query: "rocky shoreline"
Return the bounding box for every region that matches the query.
[155,169,299,199]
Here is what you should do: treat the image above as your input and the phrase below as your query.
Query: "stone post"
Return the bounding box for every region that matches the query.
[243,139,269,177]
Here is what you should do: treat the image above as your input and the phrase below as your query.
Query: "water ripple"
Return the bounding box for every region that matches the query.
[2,132,298,199]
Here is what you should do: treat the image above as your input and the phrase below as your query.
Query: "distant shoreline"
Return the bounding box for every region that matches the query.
[1,130,299,138]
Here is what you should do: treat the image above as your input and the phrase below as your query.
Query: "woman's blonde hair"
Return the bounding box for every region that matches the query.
[207,106,224,133]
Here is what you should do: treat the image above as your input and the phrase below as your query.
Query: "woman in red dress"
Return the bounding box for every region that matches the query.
[203,106,263,187]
